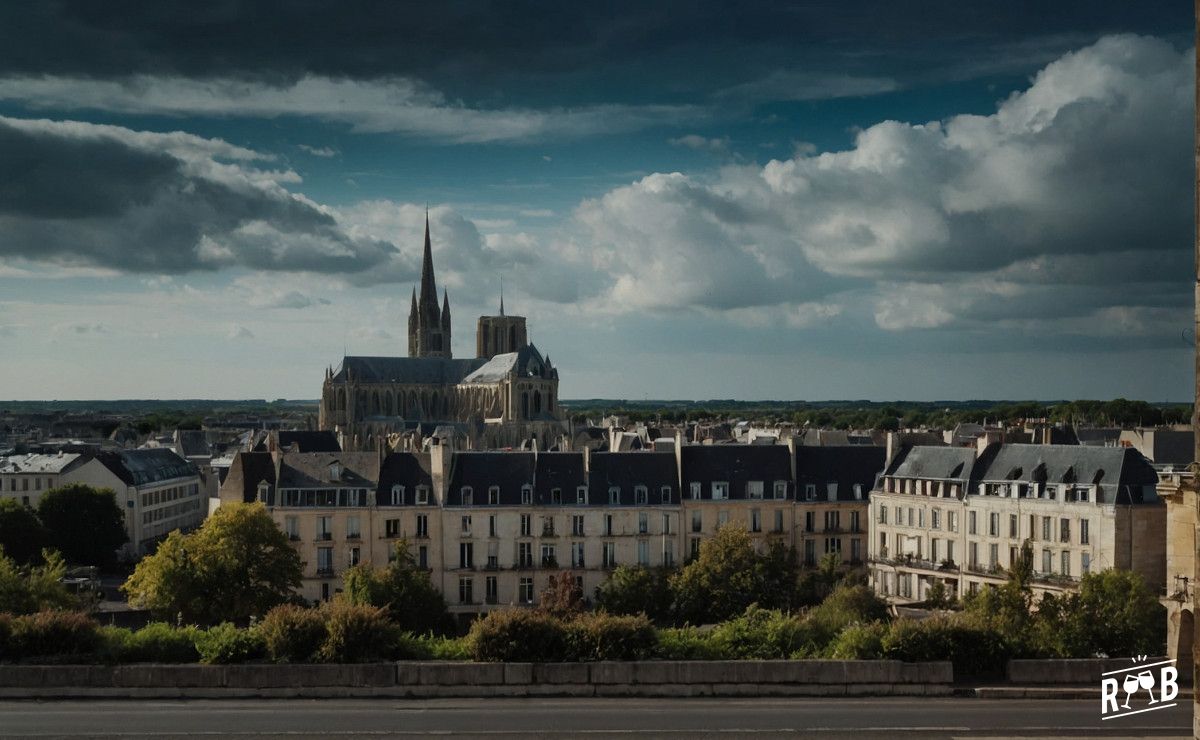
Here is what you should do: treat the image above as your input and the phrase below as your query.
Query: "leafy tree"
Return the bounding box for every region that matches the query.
[1034,570,1166,658]
[594,565,674,624]
[123,502,302,624]
[539,571,585,619]
[0,500,50,564]
[755,540,799,610]
[0,546,76,614]
[340,541,451,634]
[670,524,776,625]
[37,484,127,567]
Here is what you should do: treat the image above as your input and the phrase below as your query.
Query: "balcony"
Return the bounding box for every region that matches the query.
[315,532,333,542]
[516,559,534,570]
[541,557,559,569]
[485,596,499,605]
[315,567,335,577]
[541,527,557,538]
[287,534,301,542]
[345,534,362,542]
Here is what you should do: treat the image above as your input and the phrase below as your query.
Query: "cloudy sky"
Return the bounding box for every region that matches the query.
[0,2,1193,401]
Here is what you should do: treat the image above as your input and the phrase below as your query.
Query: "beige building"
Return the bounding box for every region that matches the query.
[1157,469,1196,662]
[869,436,1165,603]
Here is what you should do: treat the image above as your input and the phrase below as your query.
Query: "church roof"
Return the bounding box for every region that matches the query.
[332,356,485,385]
[461,344,552,384]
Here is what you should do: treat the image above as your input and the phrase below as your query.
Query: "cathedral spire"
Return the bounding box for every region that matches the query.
[499,276,505,316]
[442,289,451,320]
[418,208,438,312]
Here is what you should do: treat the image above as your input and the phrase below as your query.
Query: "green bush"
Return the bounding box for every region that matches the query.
[881,617,1007,677]
[567,612,657,661]
[195,622,265,664]
[418,634,471,661]
[806,585,890,634]
[467,609,569,663]
[655,626,729,660]
[7,611,101,660]
[825,622,887,659]
[259,604,327,663]
[108,622,201,663]
[709,605,820,659]
[320,603,400,663]
[0,613,11,659]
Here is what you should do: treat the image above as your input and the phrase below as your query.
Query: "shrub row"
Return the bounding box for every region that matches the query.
[467,610,658,662]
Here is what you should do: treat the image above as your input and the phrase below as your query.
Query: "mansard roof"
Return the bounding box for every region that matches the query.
[377,452,435,504]
[445,451,535,506]
[973,443,1157,504]
[223,451,277,504]
[533,452,587,503]
[794,445,886,501]
[276,452,380,489]
[93,448,198,487]
[332,356,485,385]
[461,344,555,384]
[587,451,677,505]
[884,445,976,481]
[680,443,792,496]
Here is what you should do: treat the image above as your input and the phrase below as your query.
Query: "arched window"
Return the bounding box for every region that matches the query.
[533,390,542,415]
[521,391,529,419]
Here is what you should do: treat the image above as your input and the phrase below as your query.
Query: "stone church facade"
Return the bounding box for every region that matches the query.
[318,215,565,452]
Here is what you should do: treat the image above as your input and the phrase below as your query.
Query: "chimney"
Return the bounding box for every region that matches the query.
[885,432,898,465]
[976,429,1004,457]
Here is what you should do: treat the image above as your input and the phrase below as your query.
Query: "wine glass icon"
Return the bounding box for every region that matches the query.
[1138,670,1158,704]
[1122,673,1140,709]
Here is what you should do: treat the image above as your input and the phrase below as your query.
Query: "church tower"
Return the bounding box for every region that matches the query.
[408,212,452,358]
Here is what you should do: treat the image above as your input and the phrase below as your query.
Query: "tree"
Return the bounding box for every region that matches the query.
[595,566,674,624]
[1034,570,1166,658]
[123,502,302,624]
[670,524,770,625]
[340,541,451,634]
[539,571,585,619]
[755,540,799,610]
[0,500,50,564]
[37,484,127,567]
[0,546,76,614]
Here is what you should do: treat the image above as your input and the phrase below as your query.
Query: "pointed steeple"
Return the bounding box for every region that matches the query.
[418,208,438,313]
[499,276,505,316]
[442,288,451,320]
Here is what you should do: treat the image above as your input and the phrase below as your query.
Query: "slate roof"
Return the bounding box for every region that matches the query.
[794,445,886,502]
[221,451,277,504]
[276,452,380,489]
[0,452,83,475]
[445,451,535,506]
[93,449,198,487]
[253,430,341,453]
[331,356,485,385]
[587,451,677,505]
[461,344,556,384]
[973,443,1157,504]
[175,430,211,458]
[680,444,792,499]
[376,452,435,506]
[533,452,587,504]
[884,445,977,481]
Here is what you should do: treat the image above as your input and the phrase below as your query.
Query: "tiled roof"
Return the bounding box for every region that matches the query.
[331,356,485,385]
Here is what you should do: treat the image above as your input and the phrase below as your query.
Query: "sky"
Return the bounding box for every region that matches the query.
[0,1,1194,402]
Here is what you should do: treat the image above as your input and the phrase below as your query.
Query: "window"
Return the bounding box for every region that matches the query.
[850,510,861,533]
[1080,519,1090,545]
[989,512,999,537]
[948,511,958,533]
[520,514,531,537]
[689,482,700,499]
[712,482,729,500]
[1061,551,1070,576]
[418,545,428,568]
[1041,516,1051,541]
[637,540,649,566]
[542,516,555,537]
[805,511,814,533]
[385,518,400,538]
[946,540,955,564]
[416,514,428,538]
[663,541,675,567]
[390,485,404,505]
[317,516,333,541]
[346,515,361,540]
[773,481,787,499]
[602,542,616,568]
[519,577,535,604]
[415,486,429,505]
[634,486,647,505]
[1059,518,1070,544]
[824,537,842,554]
[605,514,614,536]
[488,486,499,505]
[518,542,533,568]
[691,510,702,533]
[609,487,620,505]
[852,484,863,500]
[968,542,978,569]
[907,508,914,527]
[349,546,361,567]
[931,508,940,529]
[750,509,762,532]
[989,543,999,569]
[571,541,585,568]
[850,539,862,563]
[931,538,940,563]
[661,486,672,503]
[459,542,474,569]
[461,486,473,506]
[805,484,816,501]
[968,511,977,535]
[823,510,840,532]
[461,515,472,535]
[458,577,473,604]
[638,512,648,534]
[540,544,556,567]
[521,485,533,505]
[576,486,588,504]
[489,515,497,538]
[317,547,333,575]
[879,506,888,524]
[1042,549,1053,574]
[485,576,498,604]
[572,515,585,536]
[487,542,499,569]
[804,539,816,566]
[918,509,925,528]
[284,516,299,540]
[717,510,729,526]
[551,488,562,505]
[1009,514,1018,539]
[747,481,764,500]
[773,510,784,533]
[691,537,702,559]
[1081,552,1091,574]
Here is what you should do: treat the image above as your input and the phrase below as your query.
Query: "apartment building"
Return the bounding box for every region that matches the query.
[220,440,884,611]
[0,452,91,506]
[793,445,882,567]
[869,436,1164,603]
[1157,468,1197,662]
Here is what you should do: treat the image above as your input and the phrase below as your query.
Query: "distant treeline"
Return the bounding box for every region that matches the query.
[561,399,1193,430]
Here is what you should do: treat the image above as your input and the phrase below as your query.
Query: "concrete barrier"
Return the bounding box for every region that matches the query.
[0,660,955,699]
[1006,657,1181,685]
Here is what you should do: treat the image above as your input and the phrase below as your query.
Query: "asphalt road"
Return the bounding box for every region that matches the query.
[0,697,1192,739]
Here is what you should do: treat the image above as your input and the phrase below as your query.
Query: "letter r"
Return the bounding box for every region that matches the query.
[1101,678,1120,714]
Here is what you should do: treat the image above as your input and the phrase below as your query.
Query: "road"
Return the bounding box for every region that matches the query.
[0,697,1191,738]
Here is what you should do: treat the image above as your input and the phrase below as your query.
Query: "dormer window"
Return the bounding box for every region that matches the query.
[390,485,405,506]
[256,481,269,503]
[551,487,562,504]
[773,481,787,500]
[711,482,729,500]
[608,486,620,505]
[488,486,500,505]
[329,462,341,481]
[461,486,473,506]
[416,485,430,505]
[521,484,533,505]
[661,486,671,504]
[634,486,647,505]
[576,486,588,504]
[689,482,700,499]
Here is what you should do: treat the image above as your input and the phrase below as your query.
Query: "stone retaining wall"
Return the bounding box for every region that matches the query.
[0,660,954,699]
[1006,657,1189,685]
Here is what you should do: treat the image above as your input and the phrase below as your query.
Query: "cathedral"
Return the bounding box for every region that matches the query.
[318,214,565,451]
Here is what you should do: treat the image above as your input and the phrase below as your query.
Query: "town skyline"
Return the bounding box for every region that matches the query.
[0,2,1192,402]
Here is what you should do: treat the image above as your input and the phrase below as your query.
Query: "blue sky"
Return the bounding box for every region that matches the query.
[0,2,1193,401]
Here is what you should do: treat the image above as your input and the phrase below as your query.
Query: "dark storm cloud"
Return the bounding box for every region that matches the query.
[0,116,402,275]
[0,1,1187,101]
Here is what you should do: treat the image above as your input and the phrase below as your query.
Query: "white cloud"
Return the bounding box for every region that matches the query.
[669,134,730,153]
[297,144,337,157]
[227,324,254,339]
[0,74,700,144]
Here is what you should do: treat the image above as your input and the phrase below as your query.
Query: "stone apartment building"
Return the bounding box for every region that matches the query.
[1157,469,1196,662]
[220,440,883,611]
[0,449,203,559]
[869,434,1164,603]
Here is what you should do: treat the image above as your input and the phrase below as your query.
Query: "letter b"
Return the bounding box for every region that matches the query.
[1159,667,1179,702]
